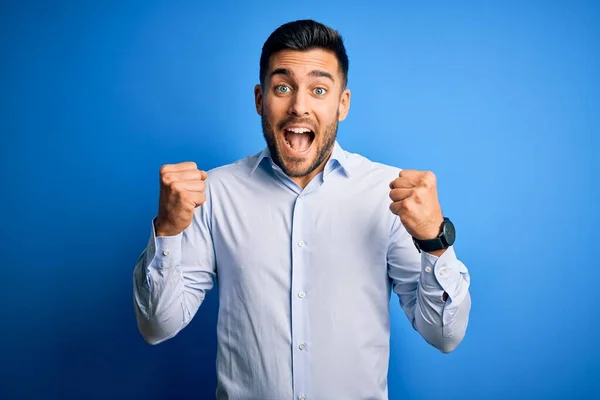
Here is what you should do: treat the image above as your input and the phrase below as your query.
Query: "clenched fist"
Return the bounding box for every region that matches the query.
[389,170,444,241]
[155,162,208,237]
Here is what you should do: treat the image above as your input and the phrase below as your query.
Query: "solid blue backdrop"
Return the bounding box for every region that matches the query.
[1,0,598,399]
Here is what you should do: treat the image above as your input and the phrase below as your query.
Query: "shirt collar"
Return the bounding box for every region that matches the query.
[250,140,353,177]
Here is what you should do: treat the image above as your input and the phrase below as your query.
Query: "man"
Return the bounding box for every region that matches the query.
[133,19,471,400]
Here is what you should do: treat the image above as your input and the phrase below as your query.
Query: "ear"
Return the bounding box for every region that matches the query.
[338,88,351,121]
[254,84,263,116]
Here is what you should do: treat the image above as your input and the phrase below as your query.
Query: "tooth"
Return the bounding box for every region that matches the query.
[288,127,311,133]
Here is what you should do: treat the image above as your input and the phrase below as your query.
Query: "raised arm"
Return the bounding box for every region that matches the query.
[387,169,471,353]
[133,162,216,344]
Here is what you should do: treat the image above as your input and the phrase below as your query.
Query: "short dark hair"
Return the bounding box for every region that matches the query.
[259,19,349,89]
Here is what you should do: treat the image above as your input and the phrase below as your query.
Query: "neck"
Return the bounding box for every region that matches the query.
[291,164,325,189]
[290,147,334,189]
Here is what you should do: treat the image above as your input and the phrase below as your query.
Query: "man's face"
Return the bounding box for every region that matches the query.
[255,49,350,181]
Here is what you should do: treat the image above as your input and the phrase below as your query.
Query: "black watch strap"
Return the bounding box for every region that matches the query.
[412,236,447,253]
[412,217,454,253]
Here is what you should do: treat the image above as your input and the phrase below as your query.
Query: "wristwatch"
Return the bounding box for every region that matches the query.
[412,217,456,253]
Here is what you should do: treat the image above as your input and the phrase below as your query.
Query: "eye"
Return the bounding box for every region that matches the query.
[275,85,291,93]
[313,87,327,96]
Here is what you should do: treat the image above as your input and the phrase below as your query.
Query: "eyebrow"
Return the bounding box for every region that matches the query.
[270,68,335,83]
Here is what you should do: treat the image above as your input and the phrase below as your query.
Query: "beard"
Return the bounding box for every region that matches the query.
[261,110,339,178]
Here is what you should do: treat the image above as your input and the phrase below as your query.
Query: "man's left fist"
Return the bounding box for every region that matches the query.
[389,170,444,240]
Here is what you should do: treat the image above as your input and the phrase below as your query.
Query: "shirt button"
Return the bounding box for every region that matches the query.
[299,342,306,350]
[440,268,446,275]
[298,291,306,299]
[298,240,305,247]
[162,250,170,256]
[425,266,432,273]
[299,396,306,400]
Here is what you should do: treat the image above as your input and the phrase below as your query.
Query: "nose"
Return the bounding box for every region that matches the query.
[288,90,309,117]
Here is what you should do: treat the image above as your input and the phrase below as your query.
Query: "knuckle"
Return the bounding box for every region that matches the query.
[179,191,191,203]
[169,180,182,192]
[178,192,193,208]
[424,171,436,184]
[161,172,173,186]
[413,190,422,203]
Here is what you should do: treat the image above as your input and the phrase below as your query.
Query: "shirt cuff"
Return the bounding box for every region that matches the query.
[146,218,183,269]
[419,246,468,302]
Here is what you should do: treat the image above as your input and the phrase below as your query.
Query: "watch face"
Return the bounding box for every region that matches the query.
[443,219,456,246]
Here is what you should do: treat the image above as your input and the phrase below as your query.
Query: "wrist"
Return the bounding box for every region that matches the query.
[411,215,444,241]
[421,216,445,240]
[154,218,177,237]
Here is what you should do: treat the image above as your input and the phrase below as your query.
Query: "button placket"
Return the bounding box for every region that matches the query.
[290,193,310,399]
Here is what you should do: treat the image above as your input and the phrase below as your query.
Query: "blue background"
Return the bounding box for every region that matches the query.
[2,0,598,399]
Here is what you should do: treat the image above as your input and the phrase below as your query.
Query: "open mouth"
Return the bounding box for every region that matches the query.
[283,127,315,153]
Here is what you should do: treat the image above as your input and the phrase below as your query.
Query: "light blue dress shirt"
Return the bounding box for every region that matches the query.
[133,141,471,400]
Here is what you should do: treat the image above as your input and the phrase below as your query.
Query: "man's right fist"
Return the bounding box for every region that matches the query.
[154,161,208,237]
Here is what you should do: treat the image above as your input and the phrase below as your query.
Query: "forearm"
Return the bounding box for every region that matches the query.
[413,247,471,353]
[133,217,216,344]
[133,233,189,344]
